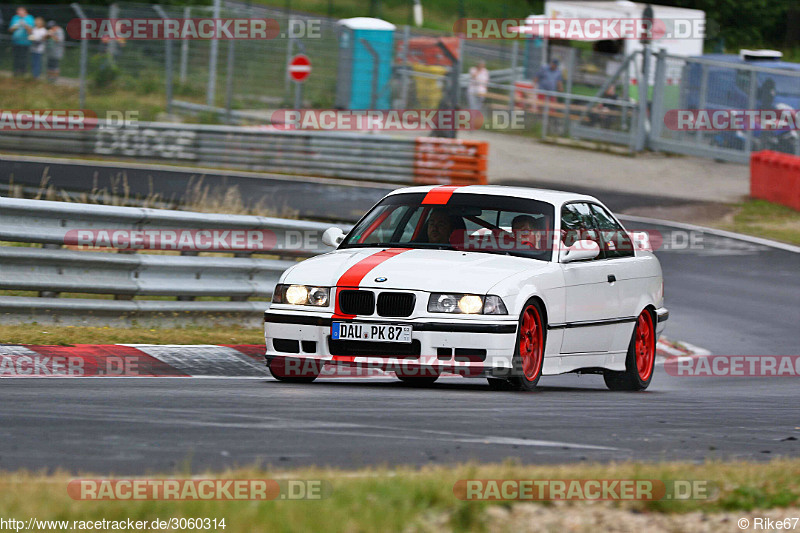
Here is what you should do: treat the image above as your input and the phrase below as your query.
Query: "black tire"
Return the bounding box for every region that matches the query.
[507,299,546,392]
[604,309,656,391]
[268,356,321,383]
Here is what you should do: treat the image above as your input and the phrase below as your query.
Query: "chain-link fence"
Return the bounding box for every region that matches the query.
[2,2,797,162]
[650,51,800,162]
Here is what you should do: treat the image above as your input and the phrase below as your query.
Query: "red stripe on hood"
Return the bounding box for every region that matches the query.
[421,185,463,205]
[333,248,410,319]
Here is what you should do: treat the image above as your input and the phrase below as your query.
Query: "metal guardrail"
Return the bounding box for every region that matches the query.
[0,197,352,324]
[0,121,416,183]
[0,120,488,185]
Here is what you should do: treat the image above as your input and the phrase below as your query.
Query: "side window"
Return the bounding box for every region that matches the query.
[560,203,601,258]
[590,204,634,258]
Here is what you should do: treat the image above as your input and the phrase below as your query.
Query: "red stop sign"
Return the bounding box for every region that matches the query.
[288,54,311,83]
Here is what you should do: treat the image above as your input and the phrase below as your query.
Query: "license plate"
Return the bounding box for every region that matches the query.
[331,322,412,343]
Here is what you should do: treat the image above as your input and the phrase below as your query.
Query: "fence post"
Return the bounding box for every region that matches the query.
[360,39,380,108]
[695,63,708,146]
[207,0,221,106]
[564,46,576,137]
[284,16,295,104]
[225,40,235,123]
[634,46,651,152]
[70,3,88,109]
[108,4,119,59]
[744,68,757,155]
[153,5,173,115]
[399,25,411,108]
[507,39,519,113]
[542,96,550,138]
[648,48,667,149]
[179,6,190,84]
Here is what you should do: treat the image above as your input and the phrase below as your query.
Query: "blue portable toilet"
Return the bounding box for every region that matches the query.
[335,17,396,110]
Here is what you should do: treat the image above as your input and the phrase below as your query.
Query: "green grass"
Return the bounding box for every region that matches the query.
[253,0,538,32]
[0,459,798,532]
[0,324,264,345]
[0,76,168,123]
[719,199,800,245]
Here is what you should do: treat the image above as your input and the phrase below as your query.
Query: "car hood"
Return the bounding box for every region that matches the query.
[281,247,550,294]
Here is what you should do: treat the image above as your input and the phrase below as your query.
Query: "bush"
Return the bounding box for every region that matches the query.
[89,54,119,89]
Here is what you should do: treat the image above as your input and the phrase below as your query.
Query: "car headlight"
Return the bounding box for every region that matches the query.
[427,293,508,315]
[273,284,329,306]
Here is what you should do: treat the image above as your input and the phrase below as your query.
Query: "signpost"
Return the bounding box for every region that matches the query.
[288,54,311,108]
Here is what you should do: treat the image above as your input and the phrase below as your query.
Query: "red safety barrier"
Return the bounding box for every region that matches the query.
[413,138,488,185]
[750,150,800,211]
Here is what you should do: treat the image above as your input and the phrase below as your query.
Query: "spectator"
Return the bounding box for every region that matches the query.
[534,59,564,104]
[45,20,64,83]
[467,60,489,112]
[29,17,47,79]
[8,6,34,77]
[758,78,776,109]
[589,85,620,129]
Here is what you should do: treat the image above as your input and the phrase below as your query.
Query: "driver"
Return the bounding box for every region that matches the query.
[426,208,454,244]
[512,214,545,249]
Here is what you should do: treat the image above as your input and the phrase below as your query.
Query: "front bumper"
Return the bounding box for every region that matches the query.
[264,310,518,377]
[655,307,668,337]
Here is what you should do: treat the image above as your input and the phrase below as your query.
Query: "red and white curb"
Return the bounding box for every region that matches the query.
[1,339,709,377]
[0,344,267,378]
[656,337,711,366]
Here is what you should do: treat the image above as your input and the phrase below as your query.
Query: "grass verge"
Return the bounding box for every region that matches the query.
[0,76,168,123]
[0,460,798,532]
[718,199,800,246]
[0,324,264,345]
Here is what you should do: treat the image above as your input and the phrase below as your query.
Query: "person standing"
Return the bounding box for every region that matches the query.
[534,59,564,104]
[29,17,47,79]
[45,20,65,83]
[8,6,34,76]
[467,60,489,111]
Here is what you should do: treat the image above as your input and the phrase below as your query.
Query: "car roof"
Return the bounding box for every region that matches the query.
[387,185,600,206]
[695,54,800,72]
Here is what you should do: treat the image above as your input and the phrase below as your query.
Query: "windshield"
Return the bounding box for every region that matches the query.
[341,192,556,261]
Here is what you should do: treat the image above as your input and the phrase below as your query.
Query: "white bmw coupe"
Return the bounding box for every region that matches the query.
[264,185,667,391]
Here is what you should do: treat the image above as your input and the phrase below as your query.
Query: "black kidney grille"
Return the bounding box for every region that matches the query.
[376,292,415,317]
[338,290,375,315]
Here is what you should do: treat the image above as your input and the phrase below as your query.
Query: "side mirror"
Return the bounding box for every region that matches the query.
[630,231,652,252]
[321,227,345,248]
[560,239,600,263]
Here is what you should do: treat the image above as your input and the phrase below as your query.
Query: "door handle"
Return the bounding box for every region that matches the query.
[607,274,616,283]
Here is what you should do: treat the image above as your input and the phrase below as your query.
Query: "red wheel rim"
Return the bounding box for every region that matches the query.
[519,305,544,381]
[635,310,655,381]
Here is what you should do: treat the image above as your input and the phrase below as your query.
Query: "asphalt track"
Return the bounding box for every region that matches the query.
[1,220,798,475]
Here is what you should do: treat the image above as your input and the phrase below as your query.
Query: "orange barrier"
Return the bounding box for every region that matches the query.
[750,150,800,211]
[413,138,488,185]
